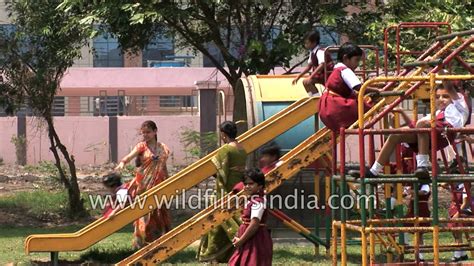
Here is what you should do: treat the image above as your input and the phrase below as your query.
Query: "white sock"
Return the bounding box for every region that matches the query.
[404,233,411,244]
[390,197,397,210]
[454,250,463,257]
[460,250,467,256]
[370,161,383,176]
[416,154,430,167]
[307,92,314,97]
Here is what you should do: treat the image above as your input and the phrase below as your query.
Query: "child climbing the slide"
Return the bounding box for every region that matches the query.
[292,31,333,96]
[228,169,273,266]
[101,172,130,219]
[259,142,282,174]
[319,42,381,132]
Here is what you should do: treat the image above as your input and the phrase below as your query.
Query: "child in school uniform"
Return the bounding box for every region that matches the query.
[259,142,282,174]
[350,82,469,180]
[403,183,431,262]
[292,31,333,96]
[319,42,381,132]
[444,182,470,261]
[101,172,130,219]
[229,169,273,266]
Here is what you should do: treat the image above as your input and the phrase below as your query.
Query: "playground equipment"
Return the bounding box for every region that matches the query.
[24,23,474,265]
[331,28,474,265]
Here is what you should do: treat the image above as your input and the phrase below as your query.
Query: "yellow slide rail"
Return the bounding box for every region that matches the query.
[119,123,333,265]
[25,96,319,253]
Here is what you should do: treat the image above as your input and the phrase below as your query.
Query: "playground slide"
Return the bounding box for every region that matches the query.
[116,45,454,264]
[118,125,334,265]
[25,96,320,254]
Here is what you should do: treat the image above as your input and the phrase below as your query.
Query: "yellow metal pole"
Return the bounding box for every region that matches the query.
[369,224,376,264]
[314,171,320,256]
[326,173,331,257]
[430,73,440,266]
[362,228,368,266]
[341,222,347,266]
[332,222,338,265]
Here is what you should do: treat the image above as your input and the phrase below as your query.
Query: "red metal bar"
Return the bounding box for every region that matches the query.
[454,55,474,74]
[396,26,401,74]
[368,131,375,166]
[380,40,442,92]
[384,22,451,76]
[345,127,474,135]
[332,131,337,176]
[367,36,474,129]
[340,127,346,180]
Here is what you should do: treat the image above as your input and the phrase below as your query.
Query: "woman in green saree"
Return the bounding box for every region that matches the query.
[198,121,247,263]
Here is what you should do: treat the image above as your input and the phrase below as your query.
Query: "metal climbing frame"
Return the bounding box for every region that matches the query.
[383,22,452,75]
[332,29,474,266]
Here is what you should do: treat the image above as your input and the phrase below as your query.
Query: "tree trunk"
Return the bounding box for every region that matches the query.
[45,115,85,217]
[232,78,248,134]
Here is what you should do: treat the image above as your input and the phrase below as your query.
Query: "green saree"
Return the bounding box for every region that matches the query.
[197,144,247,262]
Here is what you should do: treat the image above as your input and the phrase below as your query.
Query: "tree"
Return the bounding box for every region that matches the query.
[0,0,90,216]
[60,0,353,128]
[340,0,473,69]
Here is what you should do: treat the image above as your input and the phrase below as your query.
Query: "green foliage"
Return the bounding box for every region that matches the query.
[180,128,218,160]
[0,0,91,216]
[0,0,91,116]
[346,0,473,71]
[0,190,69,218]
[60,0,353,80]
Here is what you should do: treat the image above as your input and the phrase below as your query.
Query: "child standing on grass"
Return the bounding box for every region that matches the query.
[101,172,129,219]
[292,31,333,96]
[228,169,272,266]
[319,42,381,132]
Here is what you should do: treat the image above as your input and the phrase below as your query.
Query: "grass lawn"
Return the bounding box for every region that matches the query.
[0,189,472,264]
[1,224,472,265]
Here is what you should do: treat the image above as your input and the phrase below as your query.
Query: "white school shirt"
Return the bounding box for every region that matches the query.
[116,188,128,204]
[250,199,266,221]
[418,93,469,129]
[308,45,325,65]
[334,62,362,90]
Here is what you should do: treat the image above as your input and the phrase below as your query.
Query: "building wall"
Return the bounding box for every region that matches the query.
[0,116,200,167]
[0,117,17,164]
[0,0,9,24]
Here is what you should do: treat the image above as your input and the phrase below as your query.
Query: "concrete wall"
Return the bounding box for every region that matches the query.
[117,116,200,167]
[0,116,199,166]
[0,117,18,164]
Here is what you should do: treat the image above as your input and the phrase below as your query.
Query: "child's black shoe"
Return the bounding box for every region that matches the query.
[348,168,377,179]
[414,167,430,180]
[461,207,473,216]
[451,254,468,262]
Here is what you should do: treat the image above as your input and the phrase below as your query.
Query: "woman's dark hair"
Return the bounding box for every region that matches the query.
[245,168,265,187]
[337,42,363,62]
[141,120,158,141]
[219,121,238,139]
[261,142,281,160]
[102,172,122,188]
[304,31,320,45]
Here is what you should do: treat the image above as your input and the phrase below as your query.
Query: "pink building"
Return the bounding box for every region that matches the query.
[0,67,234,166]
